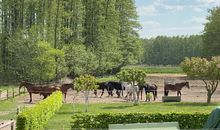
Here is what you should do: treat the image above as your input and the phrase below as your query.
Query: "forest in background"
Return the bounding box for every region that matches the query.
[0,0,142,83]
[142,35,203,65]
[0,0,219,83]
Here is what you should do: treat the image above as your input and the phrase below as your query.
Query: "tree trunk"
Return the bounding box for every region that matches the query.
[207,90,212,104]
[84,90,89,112]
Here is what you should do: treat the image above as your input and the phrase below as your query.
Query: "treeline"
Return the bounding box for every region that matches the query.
[0,0,142,83]
[142,35,203,65]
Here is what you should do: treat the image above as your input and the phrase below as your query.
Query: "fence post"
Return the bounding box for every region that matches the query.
[12,88,15,98]
[24,87,25,93]
[18,87,20,96]
[0,90,1,100]
[7,89,9,100]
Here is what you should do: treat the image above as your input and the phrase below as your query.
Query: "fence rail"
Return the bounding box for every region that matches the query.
[0,120,15,130]
[0,87,26,101]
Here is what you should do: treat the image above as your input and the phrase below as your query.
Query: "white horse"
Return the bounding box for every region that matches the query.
[122,82,139,102]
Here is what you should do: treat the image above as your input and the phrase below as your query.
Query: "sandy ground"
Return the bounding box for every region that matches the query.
[19,74,220,104]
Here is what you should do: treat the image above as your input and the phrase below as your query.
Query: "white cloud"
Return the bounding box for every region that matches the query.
[198,0,219,4]
[191,16,208,24]
[193,7,204,12]
[137,5,157,16]
[141,21,160,28]
[162,5,185,12]
[139,26,204,38]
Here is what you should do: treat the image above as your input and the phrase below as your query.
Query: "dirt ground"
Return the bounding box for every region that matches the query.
[19,74,220,104]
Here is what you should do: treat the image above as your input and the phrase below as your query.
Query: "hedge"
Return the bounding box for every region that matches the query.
[71,113,209,129]
[16,91,63,130]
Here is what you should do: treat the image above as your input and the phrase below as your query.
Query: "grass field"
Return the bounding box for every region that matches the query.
[0,98,21,120]
[44,102,217,129]
[122,65,184,74]
[0,93,27,120]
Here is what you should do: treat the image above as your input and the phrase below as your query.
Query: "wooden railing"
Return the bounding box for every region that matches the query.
[0,87,25,101]
[0,120,15,130]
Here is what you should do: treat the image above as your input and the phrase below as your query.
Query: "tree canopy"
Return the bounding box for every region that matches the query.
[0,0,141,83]
[181,57,220,104]
[203,7,220,58]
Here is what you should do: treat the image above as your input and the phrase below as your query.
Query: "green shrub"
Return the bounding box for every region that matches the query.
[71,113,209,129]
[16,91,63,130]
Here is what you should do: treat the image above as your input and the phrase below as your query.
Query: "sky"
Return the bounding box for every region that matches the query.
[135,0,220,38]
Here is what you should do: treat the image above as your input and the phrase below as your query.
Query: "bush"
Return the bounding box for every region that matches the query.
[71,113,209,129]
[16,91,63,130]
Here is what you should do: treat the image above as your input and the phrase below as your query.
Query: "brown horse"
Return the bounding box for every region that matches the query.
[19,81,60,102]
[58,83,73,101]
[164,81,189,96]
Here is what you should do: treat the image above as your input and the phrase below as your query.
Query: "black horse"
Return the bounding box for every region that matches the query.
[106,81,124,98]
[139,84,158,101]
[94,82,114,98]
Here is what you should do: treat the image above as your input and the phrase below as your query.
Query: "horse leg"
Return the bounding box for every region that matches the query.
[94,90,97,97]
[116,90,120,98]
[140,90,143,100]
[100,89,104,98]
[153,92,156,101]
[29,92,32,103]
[65,93,67,102]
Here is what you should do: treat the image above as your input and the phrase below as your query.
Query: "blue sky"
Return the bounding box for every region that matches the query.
[135,0,219,38]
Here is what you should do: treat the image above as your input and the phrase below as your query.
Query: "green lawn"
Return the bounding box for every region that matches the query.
[122,65,184,74]
[45,102,217,129]
[0,95,26,120]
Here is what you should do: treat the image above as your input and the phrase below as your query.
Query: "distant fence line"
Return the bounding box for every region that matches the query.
[0,87,26,101]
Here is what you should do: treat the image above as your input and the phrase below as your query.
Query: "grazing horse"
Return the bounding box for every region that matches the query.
[106,81,123,98]
[94,82,113,98]
[164,81,189,96]
[59,83,73,100]
[142,84,158,101]
[19,81,60,102]
[123,82,139,102]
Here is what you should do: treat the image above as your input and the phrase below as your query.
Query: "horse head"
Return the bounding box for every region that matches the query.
[61,83,74,92]
[185,81,190,88]
[19,80,27,90]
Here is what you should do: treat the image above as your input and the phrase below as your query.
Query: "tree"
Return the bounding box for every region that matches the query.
[74,75,97,112]
[63,43,97,78]
[181,57,220,104]
[116,69,146,104]
[6,30,66,82]
[116,0,142,66]
[142,35,203,65]
[203,7,220,58]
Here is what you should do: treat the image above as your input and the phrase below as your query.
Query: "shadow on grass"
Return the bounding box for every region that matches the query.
[163,102,218,107]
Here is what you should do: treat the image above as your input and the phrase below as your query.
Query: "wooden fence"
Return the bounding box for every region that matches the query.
[0,120,15,130]
[0,87,26,101]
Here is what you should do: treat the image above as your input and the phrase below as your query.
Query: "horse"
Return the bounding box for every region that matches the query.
[94,82,113,98]
[40,85,61,99]
[59,83,74,101]
[164,81,189,96]
[106,81,123,98]
[123,82,139,102]
[141,84,158,101]
[19,81,60,102]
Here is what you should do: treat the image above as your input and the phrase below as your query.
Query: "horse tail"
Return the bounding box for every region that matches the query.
[153,84,158,98]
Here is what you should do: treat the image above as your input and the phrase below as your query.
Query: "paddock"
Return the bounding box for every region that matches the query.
[19,74,220,104]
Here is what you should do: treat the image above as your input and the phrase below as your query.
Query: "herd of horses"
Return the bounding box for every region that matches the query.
[19,80,190,103]
[19,81,73,102]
